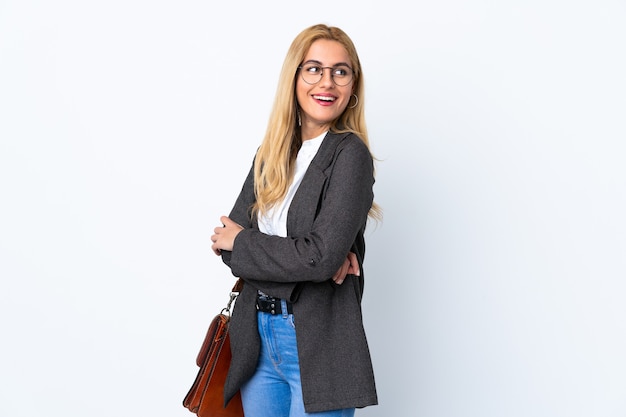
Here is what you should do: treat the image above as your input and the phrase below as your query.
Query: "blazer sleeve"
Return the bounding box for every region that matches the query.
[220,157,302,301]
[228,136,374,284]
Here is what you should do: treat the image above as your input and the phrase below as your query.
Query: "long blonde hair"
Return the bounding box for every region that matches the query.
[252,24,381,221]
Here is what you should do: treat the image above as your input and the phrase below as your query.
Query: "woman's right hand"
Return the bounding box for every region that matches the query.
[211,216,243,256]
[332,252,360,285]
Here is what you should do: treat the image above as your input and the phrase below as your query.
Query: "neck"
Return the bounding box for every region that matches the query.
[301,122,331,141]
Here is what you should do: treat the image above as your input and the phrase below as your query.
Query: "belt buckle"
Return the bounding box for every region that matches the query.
[257,296,279,314]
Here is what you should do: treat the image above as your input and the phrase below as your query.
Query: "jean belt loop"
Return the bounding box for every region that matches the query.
[281,299,289,318]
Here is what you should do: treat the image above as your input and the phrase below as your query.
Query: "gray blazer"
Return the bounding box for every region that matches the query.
[220,131,378,413]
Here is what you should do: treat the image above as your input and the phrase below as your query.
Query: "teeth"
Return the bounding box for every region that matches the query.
[313,95,335,101]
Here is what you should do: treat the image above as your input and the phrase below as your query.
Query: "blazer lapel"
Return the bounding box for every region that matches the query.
[286,131,349,237]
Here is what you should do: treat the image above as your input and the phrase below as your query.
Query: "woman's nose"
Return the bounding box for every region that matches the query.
[319,68,334,86]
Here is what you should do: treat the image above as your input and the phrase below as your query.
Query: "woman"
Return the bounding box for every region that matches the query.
[211,24,380,417]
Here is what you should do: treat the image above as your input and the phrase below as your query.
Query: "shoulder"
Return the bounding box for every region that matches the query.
[329,132,373,162]
[321,133,374,184]
[309,131,373,174]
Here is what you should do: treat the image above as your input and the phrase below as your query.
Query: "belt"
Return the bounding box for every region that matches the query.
[256,295,294,315]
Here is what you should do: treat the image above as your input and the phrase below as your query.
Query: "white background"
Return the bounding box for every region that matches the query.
[1,1,625,416]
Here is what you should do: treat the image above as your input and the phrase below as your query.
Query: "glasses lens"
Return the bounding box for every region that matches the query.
[301,64,322,84]
[331,66,353,86]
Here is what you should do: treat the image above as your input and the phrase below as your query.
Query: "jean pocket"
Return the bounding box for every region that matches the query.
[288,314,296,329]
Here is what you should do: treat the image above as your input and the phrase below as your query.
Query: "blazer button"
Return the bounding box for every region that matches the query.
[309,259,316,265]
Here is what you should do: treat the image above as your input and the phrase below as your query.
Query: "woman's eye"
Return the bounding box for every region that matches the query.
[306,65,321,74]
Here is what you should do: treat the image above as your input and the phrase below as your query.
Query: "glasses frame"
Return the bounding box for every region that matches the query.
[297,64,354,87]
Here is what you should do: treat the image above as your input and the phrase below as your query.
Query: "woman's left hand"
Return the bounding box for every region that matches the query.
[211,216,244,255]
[332,251,360,285]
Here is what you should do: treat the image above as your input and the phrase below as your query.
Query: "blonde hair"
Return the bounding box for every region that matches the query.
[252,24,382,221]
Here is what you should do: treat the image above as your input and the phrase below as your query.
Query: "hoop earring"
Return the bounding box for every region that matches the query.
[349,94,359,109]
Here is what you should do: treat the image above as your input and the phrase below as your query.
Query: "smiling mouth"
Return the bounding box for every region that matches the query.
[313,95,336,102]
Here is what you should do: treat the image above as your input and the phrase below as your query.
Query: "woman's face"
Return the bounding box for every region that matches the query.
[296,39,354,139]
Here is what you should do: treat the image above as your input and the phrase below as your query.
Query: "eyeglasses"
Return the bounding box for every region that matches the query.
[298,63,354,87]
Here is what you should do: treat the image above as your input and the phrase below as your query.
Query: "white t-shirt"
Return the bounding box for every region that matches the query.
[257,132,326,237]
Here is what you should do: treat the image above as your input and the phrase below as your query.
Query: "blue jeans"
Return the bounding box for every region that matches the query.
[241,305,356,417]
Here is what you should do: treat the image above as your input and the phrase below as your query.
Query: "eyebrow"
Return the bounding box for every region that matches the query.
[302,59,352,68]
